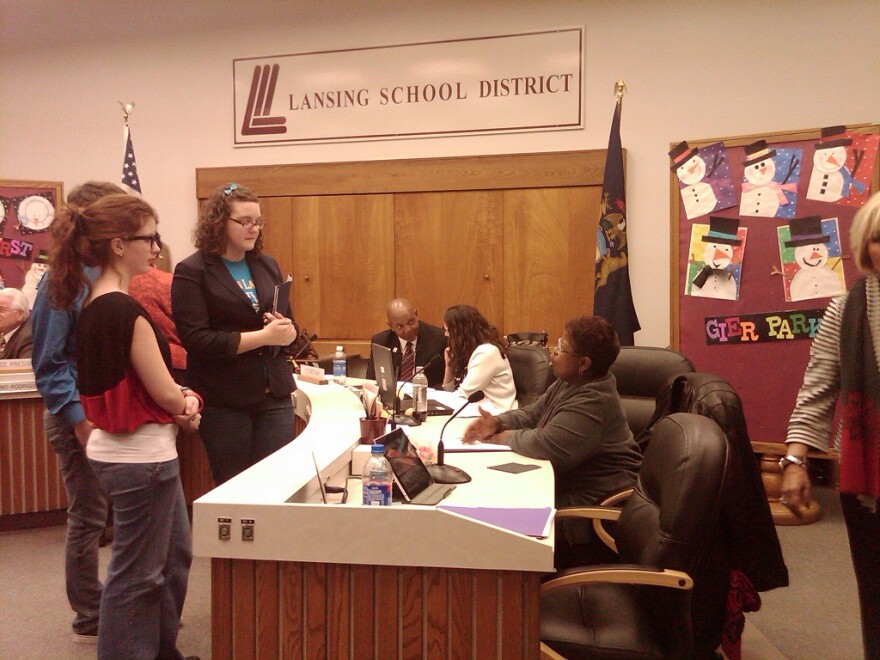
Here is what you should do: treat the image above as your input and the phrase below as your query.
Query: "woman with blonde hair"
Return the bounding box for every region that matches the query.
[783,191,880,659]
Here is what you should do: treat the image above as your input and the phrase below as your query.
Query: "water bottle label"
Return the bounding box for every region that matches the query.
[362,481,392,506]
[333,361,346,377]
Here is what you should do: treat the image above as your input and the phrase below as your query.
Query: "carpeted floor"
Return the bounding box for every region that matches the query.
[0,486,865,659]
[0,524,211,659]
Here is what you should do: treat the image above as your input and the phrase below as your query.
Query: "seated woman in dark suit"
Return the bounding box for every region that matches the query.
[172,183,299,484]
[463,315,640,568]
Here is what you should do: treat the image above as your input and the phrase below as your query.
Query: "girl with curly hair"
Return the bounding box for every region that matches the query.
[441,304,516,411]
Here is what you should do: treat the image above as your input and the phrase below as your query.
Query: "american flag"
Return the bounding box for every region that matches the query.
[121,123,142,195]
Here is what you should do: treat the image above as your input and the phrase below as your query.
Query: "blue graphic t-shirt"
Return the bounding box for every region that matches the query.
[222,257,260,312]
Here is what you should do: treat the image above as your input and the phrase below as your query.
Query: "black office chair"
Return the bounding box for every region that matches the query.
[635,372,789,656]
[540,413,730,659]
[506,344,556,407]
[609,346,694,438]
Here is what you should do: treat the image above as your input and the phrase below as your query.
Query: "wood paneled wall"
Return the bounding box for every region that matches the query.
[197,150,607,355]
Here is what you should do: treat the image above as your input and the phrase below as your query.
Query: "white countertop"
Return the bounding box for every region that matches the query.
[192,377,555,572]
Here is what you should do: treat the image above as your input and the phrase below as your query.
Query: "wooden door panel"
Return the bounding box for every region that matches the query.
[317,194,394,339]
[396,190,503,328]
[286,196,321,335]
[503,186,600,340]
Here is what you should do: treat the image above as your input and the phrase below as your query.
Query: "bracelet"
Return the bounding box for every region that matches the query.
[179,386,204,413]
[779,454,807,470]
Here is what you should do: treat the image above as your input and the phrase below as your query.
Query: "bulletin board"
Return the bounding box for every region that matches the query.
[670,124,880,445]
[0,179,64,299]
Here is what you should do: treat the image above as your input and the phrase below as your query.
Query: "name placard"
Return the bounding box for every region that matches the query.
[233,28,583,146]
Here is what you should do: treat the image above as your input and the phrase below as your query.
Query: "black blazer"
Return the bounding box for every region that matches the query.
[365,322,447,388]
[171,251,296,407]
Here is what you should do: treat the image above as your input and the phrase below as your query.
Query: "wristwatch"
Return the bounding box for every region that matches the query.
[779,454,808,470]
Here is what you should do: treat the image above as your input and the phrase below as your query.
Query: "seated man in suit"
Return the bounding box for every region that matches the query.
[0,287,34,359]
[365,298,446,387]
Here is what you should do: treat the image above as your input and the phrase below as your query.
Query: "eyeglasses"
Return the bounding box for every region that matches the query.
[229,216,265,230]
[124,233,163,250]
[552,337,585,356]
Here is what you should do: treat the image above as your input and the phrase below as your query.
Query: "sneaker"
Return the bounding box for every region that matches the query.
[74,632,98,644]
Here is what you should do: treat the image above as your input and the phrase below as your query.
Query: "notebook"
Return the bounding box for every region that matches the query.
[378,428,455,505]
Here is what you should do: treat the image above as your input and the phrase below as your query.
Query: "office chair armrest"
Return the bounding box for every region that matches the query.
[541,565,694,593]
[540,642,566,660]
[591,487,635,551]
[599,488,634,507]
[554,506,621,522]
[555,504,623,552]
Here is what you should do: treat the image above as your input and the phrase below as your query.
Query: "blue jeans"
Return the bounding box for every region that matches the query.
[89,458,192,660]
[200,393,295,484]
[45,410,108,635]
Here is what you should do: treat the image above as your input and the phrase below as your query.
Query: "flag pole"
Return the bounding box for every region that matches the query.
[119,102,142,196]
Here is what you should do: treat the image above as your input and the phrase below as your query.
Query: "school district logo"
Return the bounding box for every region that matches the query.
[241,64,287,136]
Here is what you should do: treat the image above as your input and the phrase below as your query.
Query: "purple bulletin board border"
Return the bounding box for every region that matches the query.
[670,124,880,445]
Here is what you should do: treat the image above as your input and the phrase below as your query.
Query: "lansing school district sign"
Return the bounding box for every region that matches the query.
[232,28,583,146]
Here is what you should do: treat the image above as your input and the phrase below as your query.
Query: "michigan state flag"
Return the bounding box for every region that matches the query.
[594,96,640,345]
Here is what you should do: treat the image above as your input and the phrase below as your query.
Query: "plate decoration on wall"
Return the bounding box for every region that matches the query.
[14,192,55,233]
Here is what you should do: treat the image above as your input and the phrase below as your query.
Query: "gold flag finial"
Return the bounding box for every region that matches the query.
[614,81,626,99]
[119,101,135,122]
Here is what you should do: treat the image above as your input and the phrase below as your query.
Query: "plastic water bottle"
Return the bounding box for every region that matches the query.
[362,444,392,506]
[411,367,428,422]
[332,345,346,385]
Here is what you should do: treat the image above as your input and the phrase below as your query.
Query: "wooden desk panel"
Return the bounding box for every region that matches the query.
[211,558,540,660]
[0,396,66,518]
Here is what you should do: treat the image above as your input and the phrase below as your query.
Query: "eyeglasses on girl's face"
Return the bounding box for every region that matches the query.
[228,216,265,230]
[124,233,162,250]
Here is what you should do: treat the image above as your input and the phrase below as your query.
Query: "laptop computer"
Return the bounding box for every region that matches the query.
[399,394,454,416]
[371,342,453,416]
[378,428,456,505]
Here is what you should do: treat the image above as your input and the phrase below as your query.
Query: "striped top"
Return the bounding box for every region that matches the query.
[786,275,880,452]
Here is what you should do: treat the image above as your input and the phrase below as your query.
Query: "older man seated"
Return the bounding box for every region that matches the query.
[0,287,33,359]
[463,315,640,569]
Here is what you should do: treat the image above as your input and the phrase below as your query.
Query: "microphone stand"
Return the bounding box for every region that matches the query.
[426,391,483,485]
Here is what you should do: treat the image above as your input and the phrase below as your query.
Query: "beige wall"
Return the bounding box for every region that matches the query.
[1,0,878,346]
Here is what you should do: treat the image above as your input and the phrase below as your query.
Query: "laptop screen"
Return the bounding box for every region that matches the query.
[371,342,397,409]
[378,428,433,501]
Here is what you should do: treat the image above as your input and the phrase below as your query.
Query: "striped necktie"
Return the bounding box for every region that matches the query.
[0,334,6,359]
[399,341,415,382]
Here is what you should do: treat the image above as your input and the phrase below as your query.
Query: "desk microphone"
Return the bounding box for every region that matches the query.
[427,390,483,485]
[392,353,442,427]
[293,333,318,359]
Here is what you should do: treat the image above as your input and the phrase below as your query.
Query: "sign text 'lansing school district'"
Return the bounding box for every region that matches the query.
[233,29,583,146]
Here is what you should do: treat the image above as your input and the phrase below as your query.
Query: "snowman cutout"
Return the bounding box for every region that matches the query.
[21,249,49,310]
[691,216,742,301]
[740,140,797,217]
[670,141,719,219]
[806,127,866,203]
[785,216,844,302]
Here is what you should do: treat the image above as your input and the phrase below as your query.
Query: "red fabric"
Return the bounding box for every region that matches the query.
[839,391,880,498]
[721,568,761,660]
[129,267,187,370]
[81,366,174,433]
